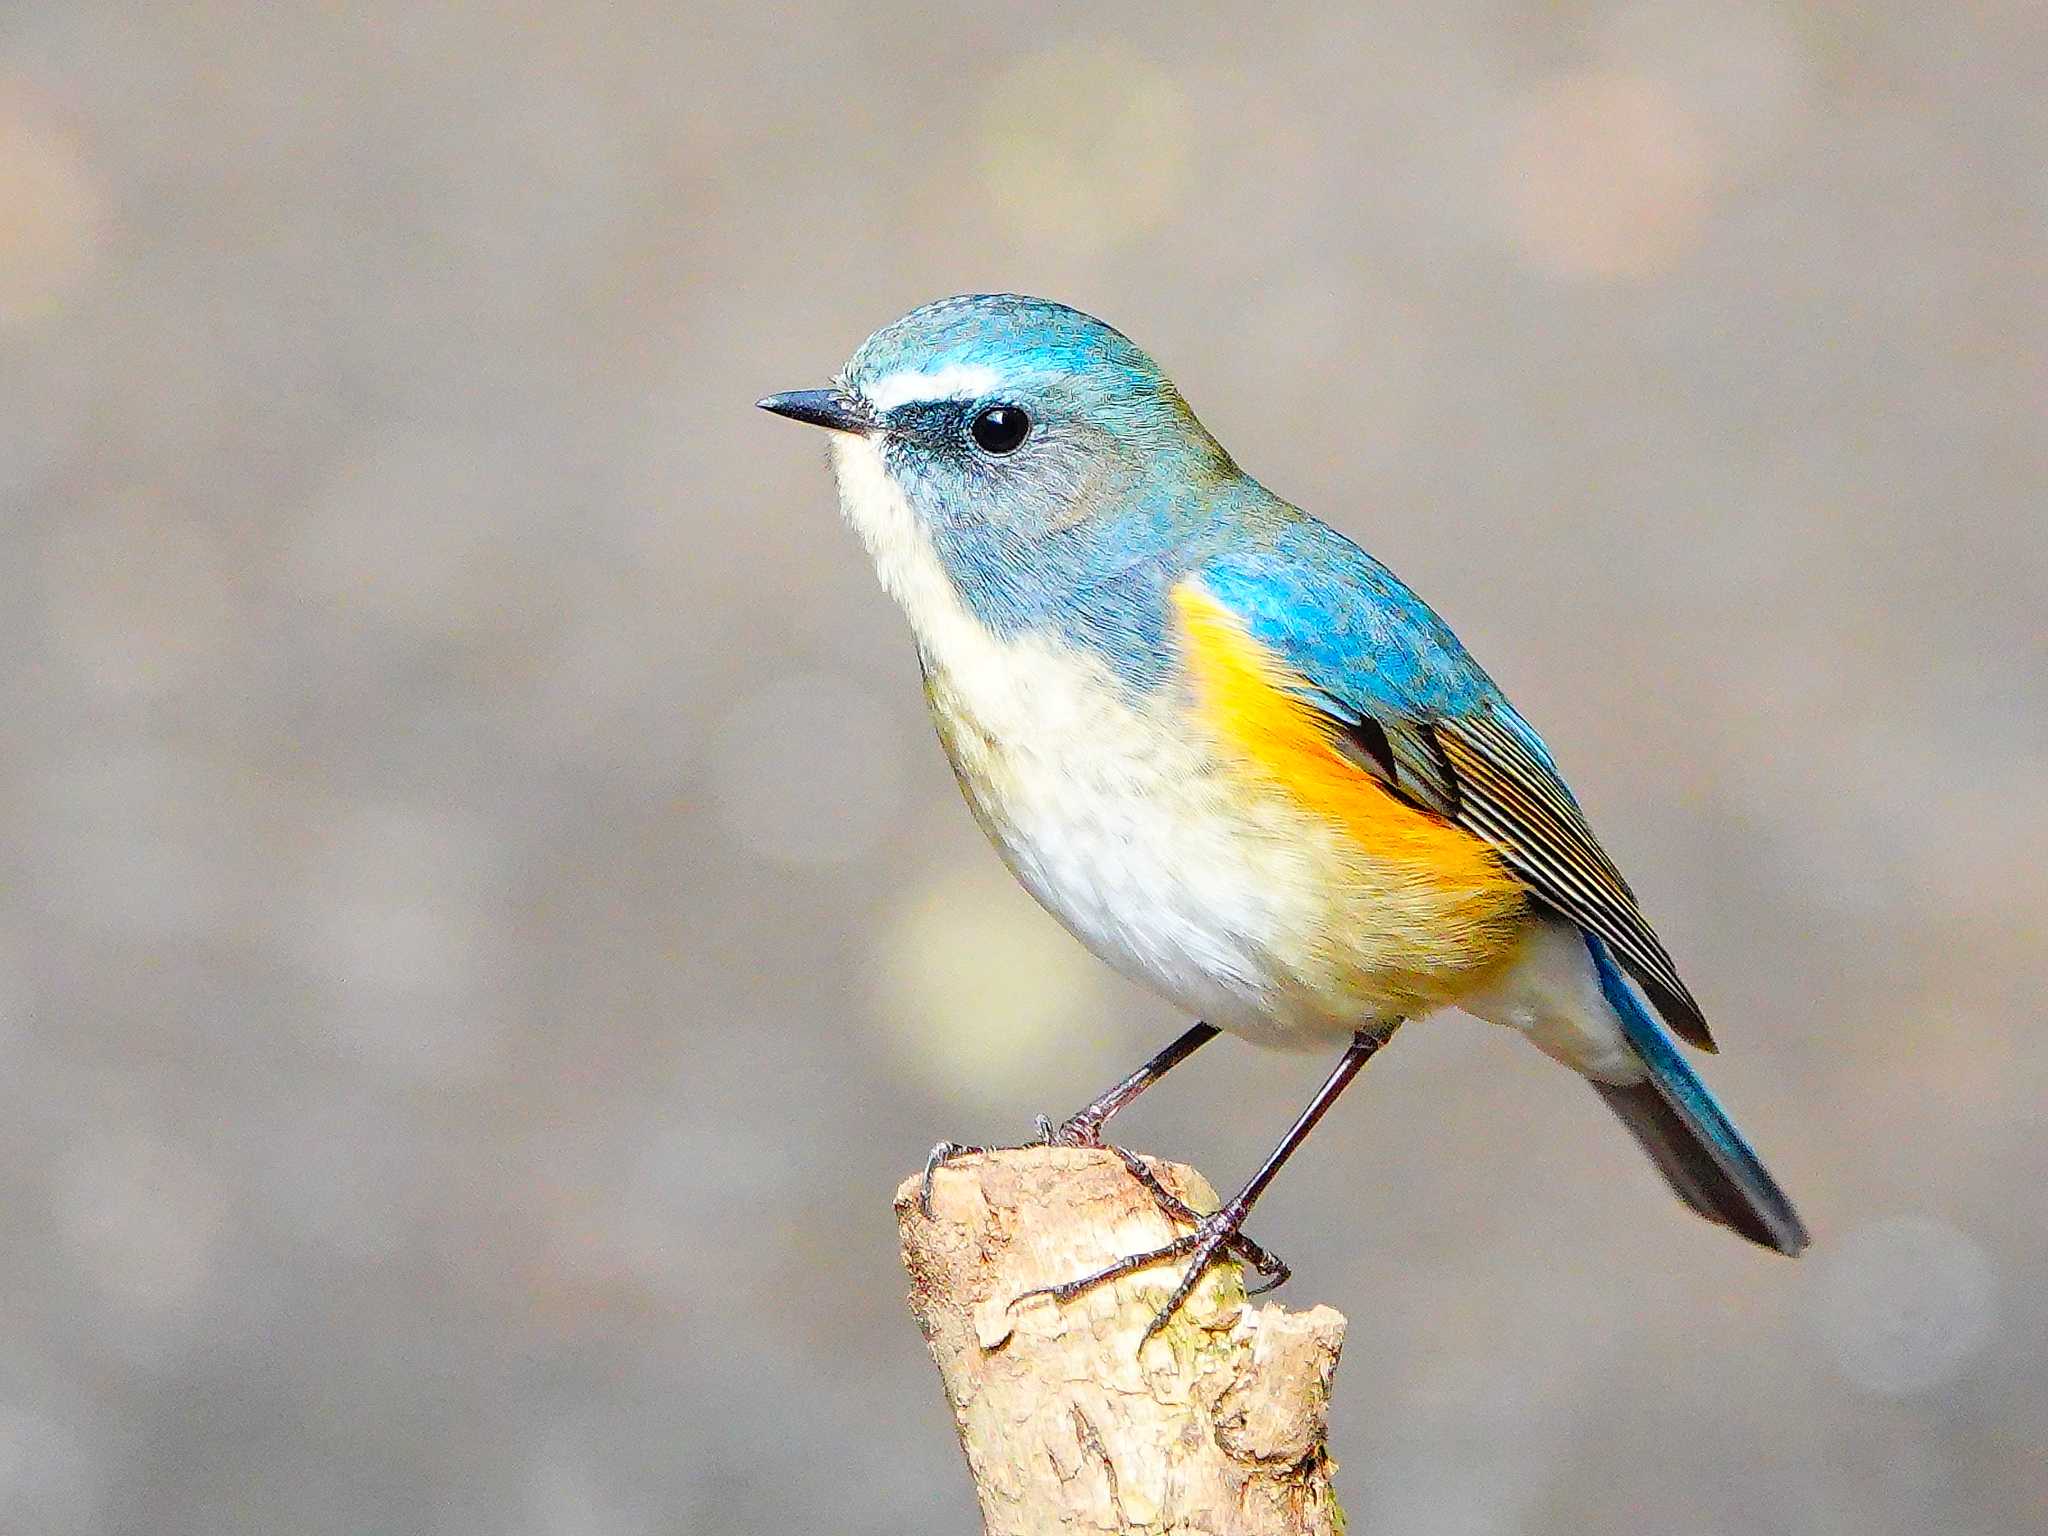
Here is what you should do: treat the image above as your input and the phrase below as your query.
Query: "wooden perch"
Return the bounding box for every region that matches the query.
[896,1146,1347,1535]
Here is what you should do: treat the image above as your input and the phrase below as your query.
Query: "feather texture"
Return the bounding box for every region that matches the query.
[1194,527,1713,1052]
[1587,936,1806,1253]
[1436,712,1713,1050]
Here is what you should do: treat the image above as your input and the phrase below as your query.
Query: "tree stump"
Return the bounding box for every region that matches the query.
[896,1145,1347,1535]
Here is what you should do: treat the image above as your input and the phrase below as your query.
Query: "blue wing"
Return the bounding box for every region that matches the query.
[1193,513,1714,1050]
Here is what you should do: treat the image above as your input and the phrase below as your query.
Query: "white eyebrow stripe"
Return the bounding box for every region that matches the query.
[863,363,1001,412]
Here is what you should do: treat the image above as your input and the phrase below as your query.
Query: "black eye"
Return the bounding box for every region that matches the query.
[970,405,1031,455]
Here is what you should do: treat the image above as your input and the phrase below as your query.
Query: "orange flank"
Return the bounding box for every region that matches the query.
[1171,580,1529,1001]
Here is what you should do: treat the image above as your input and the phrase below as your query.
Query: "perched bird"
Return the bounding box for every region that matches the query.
[760,294,1807,1336]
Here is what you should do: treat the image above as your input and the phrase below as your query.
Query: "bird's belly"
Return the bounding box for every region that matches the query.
[925,645,1527,1047]
[938,687,1316,1046]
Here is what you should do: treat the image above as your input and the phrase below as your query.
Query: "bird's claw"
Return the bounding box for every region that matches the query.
[919,1108,1110,1220]
[1105,1144,1288,1288]
[1010,1202,1265,1348]
[918,1139,990,1220]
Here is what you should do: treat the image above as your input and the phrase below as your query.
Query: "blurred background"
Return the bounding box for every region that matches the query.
[1,2,2042,1532]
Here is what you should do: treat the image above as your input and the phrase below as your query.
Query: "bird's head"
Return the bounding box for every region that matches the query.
[760,294,1240,640]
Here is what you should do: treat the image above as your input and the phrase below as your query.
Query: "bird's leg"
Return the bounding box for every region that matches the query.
[1014,1026,1394,1346]
[1041,1021,1220,1147]
[922,1021,1280,1276]
[919,1022,1220,1219]
[1033,1021,1281,1277]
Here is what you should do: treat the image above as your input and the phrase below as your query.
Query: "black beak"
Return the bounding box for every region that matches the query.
[756,388,878,435]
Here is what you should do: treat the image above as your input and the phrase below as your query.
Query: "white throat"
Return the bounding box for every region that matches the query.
[827,433,978,651]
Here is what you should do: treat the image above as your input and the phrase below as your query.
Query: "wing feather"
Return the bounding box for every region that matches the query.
[1190,524,1715,1052]
[1435,712,1714,1050]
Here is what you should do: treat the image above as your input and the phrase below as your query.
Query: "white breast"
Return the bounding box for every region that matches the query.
[828,436,1347,1047]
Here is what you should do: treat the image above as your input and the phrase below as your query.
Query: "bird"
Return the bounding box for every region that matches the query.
[759,294,1807,1338]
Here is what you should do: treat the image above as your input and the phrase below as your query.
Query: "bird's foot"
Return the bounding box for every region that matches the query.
[917,1122,1085,1217]
[1036,1110,1105,1148]
[917,1120,1101,1217]
[918,1140,992,1219]
[1098,1144,1290,1295]
[917,1108,1158,1220]
[925,1130,1286,1302]
[1035,1115,1285,1285]
[1011,1186,1286,1348]
[926,1122,1288,1293]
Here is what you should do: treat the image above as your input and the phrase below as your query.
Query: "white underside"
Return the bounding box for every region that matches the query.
[828,431,1645,1082]
[830,434,1311,1045]
[1458,916,1644,1084]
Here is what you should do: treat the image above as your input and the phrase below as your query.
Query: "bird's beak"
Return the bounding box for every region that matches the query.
[756,388,879,435]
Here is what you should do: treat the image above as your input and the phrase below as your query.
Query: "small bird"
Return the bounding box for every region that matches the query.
[760,294,1807,1336]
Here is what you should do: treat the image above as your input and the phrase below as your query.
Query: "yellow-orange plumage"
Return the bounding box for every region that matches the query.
[1171,581,1532,1017]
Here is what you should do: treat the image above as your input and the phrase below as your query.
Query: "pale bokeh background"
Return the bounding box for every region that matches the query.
[2,3,2043,1533]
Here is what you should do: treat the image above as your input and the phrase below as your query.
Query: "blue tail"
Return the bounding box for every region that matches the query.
[1587,937,1808,1255]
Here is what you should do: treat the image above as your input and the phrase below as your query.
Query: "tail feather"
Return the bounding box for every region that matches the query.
[1587,937,1808,1256]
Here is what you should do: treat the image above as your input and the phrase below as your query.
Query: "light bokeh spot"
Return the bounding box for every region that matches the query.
[707,672,905,867]
[978,48,1191,257]
[1811,1215,1996,1396]
[1501,71,1714,279]
[1597,0,1810,157]
[0,86,105,327]
[873,857,1114,1109]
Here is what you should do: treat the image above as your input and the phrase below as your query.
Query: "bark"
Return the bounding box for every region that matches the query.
[896,1146,1347,1535]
